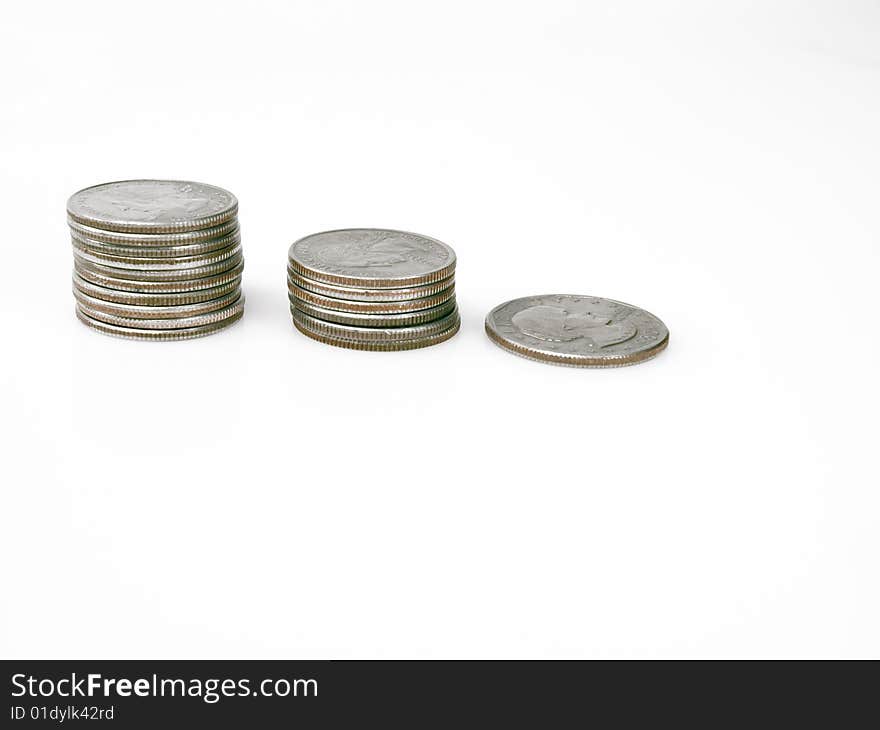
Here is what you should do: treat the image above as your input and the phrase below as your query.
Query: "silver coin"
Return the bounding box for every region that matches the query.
[292,307,459,343]
[288,279,454,314]
[70,227,241,258]
[73,243,241,271]
[67,180,238,233]
[73,286,242,320]
[67,217,239,246]
[289,297,457,327]
[76,307,242,341]
[74,260,245,293]
[286,267,454,302]
[73,273,241,306]
[74,251,243,282]
[485,294,669,367]
[292,310,460,351]
[71,240,242,270]
[76,295,244,330]
[288,228,456,288]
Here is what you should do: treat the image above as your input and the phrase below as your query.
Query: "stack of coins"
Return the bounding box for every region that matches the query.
[288,228,459,350]
[68,180,244,340]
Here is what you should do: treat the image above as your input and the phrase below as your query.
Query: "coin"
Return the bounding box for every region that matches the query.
[73,273,241,306]
[289,298,457,327]
[287,267,454,302]
[76,307,243,341]
[76,296,244,330]
[288,228,456,288]
[74,251,243,282]
[74,260,245,293]
[288,279,454,314]
[71,240,242,270]
[292,307,459,342]
[485,294,668,367]
[67,180,238,233]
[70,227,241,257]
[73,287,242,319]
[67,217,239,246]
[292,311,460,351]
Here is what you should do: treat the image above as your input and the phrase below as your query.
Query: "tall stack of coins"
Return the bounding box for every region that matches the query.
[68,180,244,340]
[287,229,459,350]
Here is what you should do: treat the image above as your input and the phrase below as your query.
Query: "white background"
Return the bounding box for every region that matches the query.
[1,1,878,659]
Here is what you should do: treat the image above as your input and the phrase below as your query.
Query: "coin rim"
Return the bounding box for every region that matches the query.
[73,273,242,306]
[288,279,454,314]
[291,307,460,342]
[70,228,241,258]
[287,267,455,302]
[292,314,460,351]
[74,252,244,282]
[73,286,242,319]
[71,241,242,270]
[67,217,240,245]
[76,307,243,340]
[289,297,457,327]
[76,296,244,330]
[74,260,245,293]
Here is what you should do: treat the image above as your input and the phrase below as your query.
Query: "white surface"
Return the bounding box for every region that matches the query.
[1,0,878,659]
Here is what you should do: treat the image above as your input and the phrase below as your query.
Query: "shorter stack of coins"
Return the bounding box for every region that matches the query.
[287,228,459,351]
[68,179,244,341]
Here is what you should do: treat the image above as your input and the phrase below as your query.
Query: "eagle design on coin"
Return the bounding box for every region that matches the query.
[316,231,440,269]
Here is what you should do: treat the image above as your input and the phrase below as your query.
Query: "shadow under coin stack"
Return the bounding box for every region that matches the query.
[288,229,459,350]
[68,180,244,340]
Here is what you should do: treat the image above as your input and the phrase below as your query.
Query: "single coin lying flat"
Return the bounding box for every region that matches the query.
[485,294,668,368]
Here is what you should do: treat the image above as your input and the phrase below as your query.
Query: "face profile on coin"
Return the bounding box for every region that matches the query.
[485,294,668,367]
[288,228,456,288]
